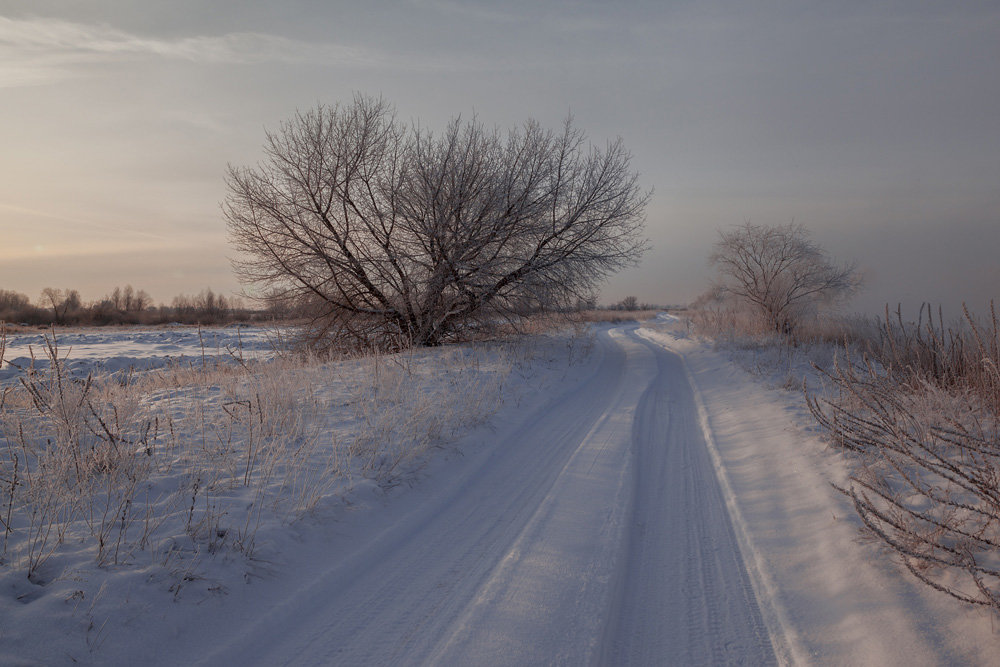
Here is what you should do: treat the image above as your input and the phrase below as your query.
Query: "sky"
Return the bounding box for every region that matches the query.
[1,1,998,317]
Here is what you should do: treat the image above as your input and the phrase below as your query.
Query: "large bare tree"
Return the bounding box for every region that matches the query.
[225,95,649,348]
[710,221,859,336]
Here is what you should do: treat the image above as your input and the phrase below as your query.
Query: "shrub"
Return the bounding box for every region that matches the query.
[808,302,1000,610]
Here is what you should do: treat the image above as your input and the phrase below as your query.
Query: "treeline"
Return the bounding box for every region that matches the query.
[605,295,665,311]
[0,285,270,326]
[569,296,665,312]
[1,284,664,328]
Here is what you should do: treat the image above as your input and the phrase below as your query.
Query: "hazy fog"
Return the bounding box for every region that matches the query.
[1,1,997,317]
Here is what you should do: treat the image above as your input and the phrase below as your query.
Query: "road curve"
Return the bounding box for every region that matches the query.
[196,325,777,665]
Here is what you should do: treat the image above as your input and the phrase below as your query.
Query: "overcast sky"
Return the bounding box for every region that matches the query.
[1,1,997,316]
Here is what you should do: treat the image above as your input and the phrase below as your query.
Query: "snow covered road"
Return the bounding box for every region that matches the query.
[190,324,780,665]
[600,333,777,665]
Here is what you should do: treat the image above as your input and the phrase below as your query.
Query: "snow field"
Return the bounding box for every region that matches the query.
[0,325,278,385]
[0,325,594,664]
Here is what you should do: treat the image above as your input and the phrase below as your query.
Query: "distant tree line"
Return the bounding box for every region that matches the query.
[578,295,664,312]
[0,284,661,328]
[0,286,274,326]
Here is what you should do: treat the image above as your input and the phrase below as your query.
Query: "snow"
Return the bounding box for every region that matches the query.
[640,314,998,664]
[1,319,997,664]
[1,325,278,384]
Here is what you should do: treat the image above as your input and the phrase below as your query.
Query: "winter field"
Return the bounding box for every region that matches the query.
[1,317,997,664]
[0,326,278,383]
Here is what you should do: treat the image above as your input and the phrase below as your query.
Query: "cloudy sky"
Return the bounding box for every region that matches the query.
[1,1,997,315]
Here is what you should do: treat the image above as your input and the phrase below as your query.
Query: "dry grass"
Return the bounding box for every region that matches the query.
[0,325,522,582]
[0,323,49,335]
[808,302,1000,611]
[1,337,337,576]
[687,301,772,343]
[868,303,1000,414]
[345,346,509,482]
[572,309,661,324]
[688,298,875,349]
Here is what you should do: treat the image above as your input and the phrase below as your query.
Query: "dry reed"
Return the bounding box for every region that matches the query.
[808,302,1000,611]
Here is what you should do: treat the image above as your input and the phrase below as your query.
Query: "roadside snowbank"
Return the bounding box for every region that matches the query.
[639,315,998,665]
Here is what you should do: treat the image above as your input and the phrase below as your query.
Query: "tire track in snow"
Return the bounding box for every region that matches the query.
[427,328,654,664]
[600,331,777,665]
[636,326,803,665]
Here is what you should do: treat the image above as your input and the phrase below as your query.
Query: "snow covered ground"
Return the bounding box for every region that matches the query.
[1,319,997,664]
[640,315,998,665]
[1,325,278,384]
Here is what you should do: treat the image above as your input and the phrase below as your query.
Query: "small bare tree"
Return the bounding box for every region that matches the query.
[40,288,81,325]
[710,222,859,336]
[225,94,649,349]
[110,285,151,313]
[618,296,639,311]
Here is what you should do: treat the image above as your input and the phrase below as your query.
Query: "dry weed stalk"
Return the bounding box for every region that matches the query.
[0,329,341,572]
[808,302,1000,610]
[347,344,510,482]
[0,324,532,580]
[572,309,660,325]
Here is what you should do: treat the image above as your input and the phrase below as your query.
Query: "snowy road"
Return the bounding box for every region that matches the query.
[193,325,780,665]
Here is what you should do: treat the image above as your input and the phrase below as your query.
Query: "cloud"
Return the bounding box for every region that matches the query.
[0,15,394,88]
[0,13,517,89]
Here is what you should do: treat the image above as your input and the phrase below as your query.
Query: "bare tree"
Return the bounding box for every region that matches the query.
[618,295,639,311]
[40,288,81,325]
[225,95,649,349]
[710,221,859,336]
[109,285,152,313]
[0,290,32,321]
[111,286,125,312]
[171,288,232,324]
